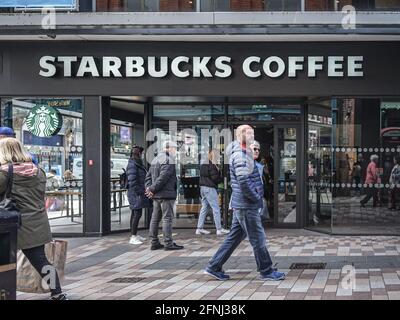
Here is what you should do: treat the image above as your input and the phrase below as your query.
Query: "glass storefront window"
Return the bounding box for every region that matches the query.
[150,123,228,229]
[305,0,400,11]
[110,119,145,231]
[96,0,196,12]
[201,0,301,11]
[307,98,400,234]
[1,97,84,234]
[307,102,333,233]
[228,104,301,122]
[153,104,225,122]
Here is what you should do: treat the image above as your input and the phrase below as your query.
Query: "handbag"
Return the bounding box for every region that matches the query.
[17,240,68,294]
[0,164,22,227]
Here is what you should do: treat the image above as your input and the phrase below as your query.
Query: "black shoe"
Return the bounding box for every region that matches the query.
[150,243,164,250]
[165,243,184,251]
[50,293,68,300]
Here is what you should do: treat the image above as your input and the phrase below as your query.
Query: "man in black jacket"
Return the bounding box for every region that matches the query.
[145,141,184,251]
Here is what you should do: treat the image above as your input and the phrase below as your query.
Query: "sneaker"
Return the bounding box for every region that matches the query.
[50,293,68,300]
[204,268,230,281]
[196,229,211,235]
[260,270,286,281]
[136,235,146,241]
[216,228,230,236]
[129,236,143,245]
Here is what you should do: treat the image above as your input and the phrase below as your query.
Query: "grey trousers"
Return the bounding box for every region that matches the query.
[149,199,175,247]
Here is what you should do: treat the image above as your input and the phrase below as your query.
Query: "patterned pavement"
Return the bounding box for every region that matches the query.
[17,229,400,300]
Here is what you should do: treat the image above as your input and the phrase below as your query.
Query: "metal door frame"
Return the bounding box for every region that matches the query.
[273,124,302,228]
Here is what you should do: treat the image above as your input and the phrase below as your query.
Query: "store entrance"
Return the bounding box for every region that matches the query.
[224,124,300,229]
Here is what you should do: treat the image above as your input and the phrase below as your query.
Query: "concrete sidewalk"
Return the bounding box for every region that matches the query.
[17,229,400,300]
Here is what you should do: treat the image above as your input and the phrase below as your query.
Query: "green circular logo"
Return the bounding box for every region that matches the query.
[26,105,63,137]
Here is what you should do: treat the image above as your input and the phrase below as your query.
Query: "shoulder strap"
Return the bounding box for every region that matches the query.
[4,163,13,199]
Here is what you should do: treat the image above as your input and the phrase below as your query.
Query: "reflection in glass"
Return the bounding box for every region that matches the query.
[110,120,145,231]
[153,105,225,122]
[96,0,196,12]
[307,98,400,235]
[1,98,84,234]
[152,124,227,229]
[276,127,297,224]
[228,104,300,122]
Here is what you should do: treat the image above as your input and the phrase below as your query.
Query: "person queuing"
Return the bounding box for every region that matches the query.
[250,141,270,225]
[145,141,184,251]
[204,125,285,281]
[196,149,230,236]
[0,138,67,300]
[126,145,152,245]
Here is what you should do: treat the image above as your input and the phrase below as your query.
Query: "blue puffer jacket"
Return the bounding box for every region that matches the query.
[228,141,264,210]
[127,158,152,210]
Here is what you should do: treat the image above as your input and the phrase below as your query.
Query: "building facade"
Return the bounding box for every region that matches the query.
[1,1,400,236]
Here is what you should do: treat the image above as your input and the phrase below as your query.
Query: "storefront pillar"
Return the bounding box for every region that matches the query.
[83,96,110,236]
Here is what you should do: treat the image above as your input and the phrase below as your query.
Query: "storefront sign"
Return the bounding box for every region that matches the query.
[39,55,364,79]
[26,105,63,137]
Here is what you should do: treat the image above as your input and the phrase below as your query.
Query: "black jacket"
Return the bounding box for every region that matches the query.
[126,158,152,210]
[199,162,222,189]
[145,152,177,200]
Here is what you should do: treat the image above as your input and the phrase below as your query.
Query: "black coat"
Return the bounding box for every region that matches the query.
[199,162,222,189]
[145,152,177,200]
[127,158,152,210]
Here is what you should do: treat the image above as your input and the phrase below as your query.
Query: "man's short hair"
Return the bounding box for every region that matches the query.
[235,124,252,140]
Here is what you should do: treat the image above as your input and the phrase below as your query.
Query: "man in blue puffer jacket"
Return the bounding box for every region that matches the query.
[204,124,285,281]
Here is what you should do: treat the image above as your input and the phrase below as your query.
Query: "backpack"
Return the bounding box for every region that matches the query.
[0,164,22,227]
[119,168,128,189]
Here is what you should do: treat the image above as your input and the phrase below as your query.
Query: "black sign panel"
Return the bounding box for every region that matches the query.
[0,41,399,96]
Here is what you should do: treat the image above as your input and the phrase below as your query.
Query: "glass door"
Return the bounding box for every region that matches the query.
[274,126,300,227]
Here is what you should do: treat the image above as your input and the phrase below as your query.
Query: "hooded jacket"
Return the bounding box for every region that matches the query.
[0,162,52,250]
[227,141,264,210]
[126,157,152,210]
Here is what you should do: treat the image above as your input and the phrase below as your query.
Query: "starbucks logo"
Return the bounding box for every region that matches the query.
[26,105,63,137]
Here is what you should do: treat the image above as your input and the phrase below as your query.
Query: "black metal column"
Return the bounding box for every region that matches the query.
[83,96,110,236]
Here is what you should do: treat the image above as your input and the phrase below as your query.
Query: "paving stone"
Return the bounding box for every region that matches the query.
[17,230,400,301]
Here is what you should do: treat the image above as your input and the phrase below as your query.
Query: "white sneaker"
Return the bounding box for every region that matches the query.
[196,229,211,235]
[129,236,143,245]
[136,235,146,241]
[217,228,230,236]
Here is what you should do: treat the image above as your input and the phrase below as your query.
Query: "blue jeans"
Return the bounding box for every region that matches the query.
[197,186,222,230]
[259,198,269,219]
[207,208,273,275]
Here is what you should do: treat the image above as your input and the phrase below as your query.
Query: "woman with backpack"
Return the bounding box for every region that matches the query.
[126,145,152,245]
[0,137,67,300]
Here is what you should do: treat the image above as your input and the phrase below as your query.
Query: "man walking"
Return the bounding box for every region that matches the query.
[145,141,184,251]
[204,125,285,281]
